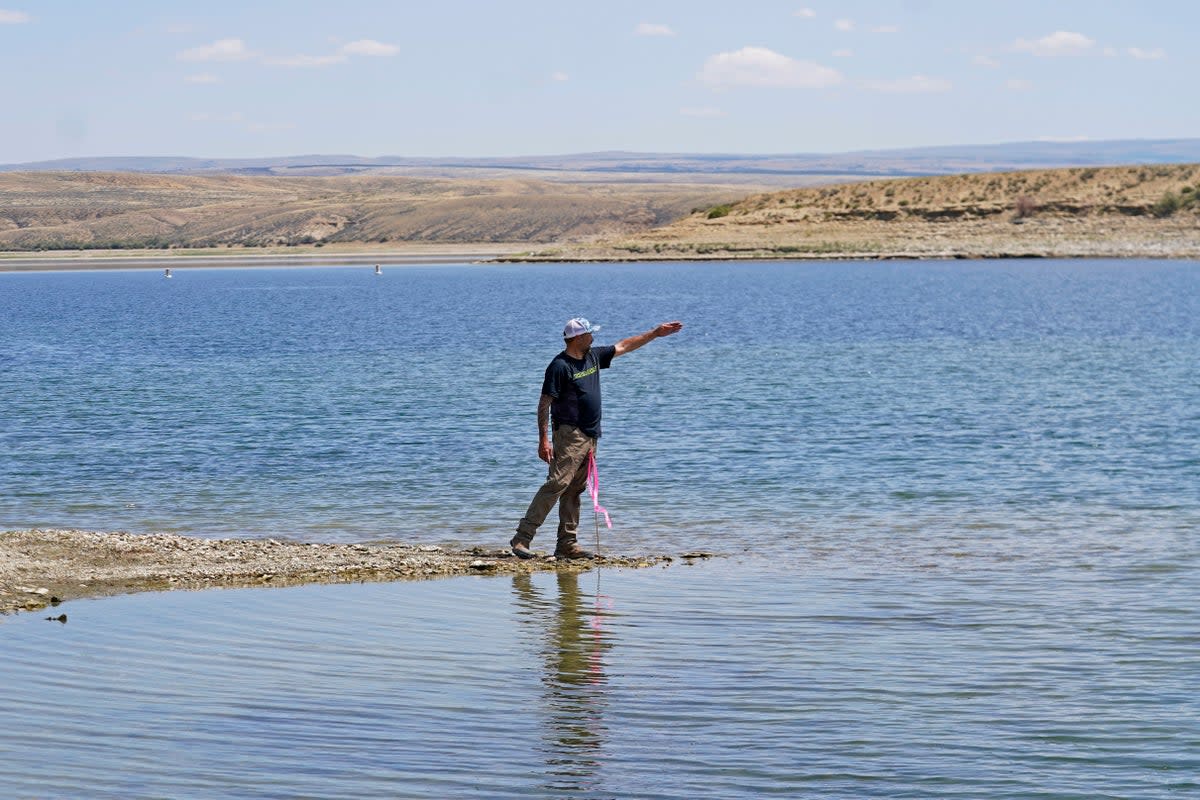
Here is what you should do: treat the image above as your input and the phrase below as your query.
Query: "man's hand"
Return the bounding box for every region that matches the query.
[654,321,684,338]
[538,439,554,463]
[614,320,685,357]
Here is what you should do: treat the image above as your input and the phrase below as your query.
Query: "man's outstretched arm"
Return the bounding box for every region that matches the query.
[613,321,683,357]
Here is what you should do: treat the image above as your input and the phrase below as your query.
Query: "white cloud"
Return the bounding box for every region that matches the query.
[0,9,30,24]
[1013,31,1094,57]
[184,73,220,84]
[680,106,726,118]
[794,8,816,18]
[832,49,853,58]
[834,19,854,32]
[1005,79,1033,91]
[1103,46,1119,57]
[551,71,569,82]
[262,53,348,67]
[341,39,399,56]
[863,75,952,93]
[634,22,675,37]
[871,25,900,34]
[973,55,1001,68]
[699,46,842,89]
[178,38,254,62]
[178,37,397,70]
[214,38,398,68]
[1128,46,1166,61]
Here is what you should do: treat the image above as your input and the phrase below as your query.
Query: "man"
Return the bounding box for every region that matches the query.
[512,317,684,560]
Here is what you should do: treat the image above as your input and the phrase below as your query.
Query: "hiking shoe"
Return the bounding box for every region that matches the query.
[553,544,596,560]
[510,538,537,560]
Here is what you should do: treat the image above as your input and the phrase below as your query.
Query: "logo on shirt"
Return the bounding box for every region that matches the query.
[572,366,598,380]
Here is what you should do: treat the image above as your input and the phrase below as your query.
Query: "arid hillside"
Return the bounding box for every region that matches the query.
[0,172,764,251]
[5,165,1199,260]
[527,163,1200,260]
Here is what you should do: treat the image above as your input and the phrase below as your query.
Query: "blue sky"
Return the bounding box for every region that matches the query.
[1,1,1195,162]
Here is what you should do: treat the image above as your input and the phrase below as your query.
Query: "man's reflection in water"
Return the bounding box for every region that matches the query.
[512,570,614,793]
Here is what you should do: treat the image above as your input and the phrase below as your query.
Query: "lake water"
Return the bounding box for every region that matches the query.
[1,259,1198,797]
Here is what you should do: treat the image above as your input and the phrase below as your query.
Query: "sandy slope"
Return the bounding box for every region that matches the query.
[0,172,762,251]
[513,164,1200,260]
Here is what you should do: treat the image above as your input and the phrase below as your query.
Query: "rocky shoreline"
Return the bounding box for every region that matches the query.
[0,244,520,271]
[0,529,691,616]
[499,215,1200,263]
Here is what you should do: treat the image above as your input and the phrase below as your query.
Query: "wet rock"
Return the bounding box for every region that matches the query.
[45,614,67,624]
[469,560,496,571]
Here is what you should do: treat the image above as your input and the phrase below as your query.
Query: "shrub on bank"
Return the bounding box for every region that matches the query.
[1152,192,1181,217]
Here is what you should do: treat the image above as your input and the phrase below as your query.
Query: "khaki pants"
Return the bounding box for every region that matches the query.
[515,424,596,548]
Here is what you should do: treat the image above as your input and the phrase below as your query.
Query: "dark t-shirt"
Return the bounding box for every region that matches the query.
[542,345,616,438]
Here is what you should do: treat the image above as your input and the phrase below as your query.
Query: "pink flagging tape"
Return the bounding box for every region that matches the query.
[586,450,612,529]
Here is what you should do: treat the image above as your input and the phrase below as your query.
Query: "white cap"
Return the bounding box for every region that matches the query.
[562,317,601,339]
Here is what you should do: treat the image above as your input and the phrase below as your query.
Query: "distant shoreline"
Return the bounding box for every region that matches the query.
[4,163,1197,267]
[0,244,524,272]
[2,242,1199,272]
[497,250,1200,263]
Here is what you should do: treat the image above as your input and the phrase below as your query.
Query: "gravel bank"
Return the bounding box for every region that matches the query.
[501,216,1200,262]
[0,529,684,615]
